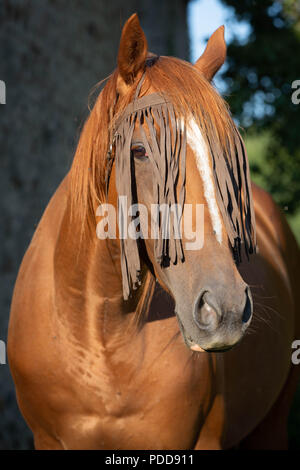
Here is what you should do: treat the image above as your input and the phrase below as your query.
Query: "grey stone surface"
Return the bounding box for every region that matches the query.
[0,0,189,449]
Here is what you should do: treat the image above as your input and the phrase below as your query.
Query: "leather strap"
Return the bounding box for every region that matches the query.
[105,72,170,199]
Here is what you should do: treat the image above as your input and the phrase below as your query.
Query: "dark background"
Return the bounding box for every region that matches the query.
[0,0,299,449]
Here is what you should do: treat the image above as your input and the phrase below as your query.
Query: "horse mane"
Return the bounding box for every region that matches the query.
[69,56,239,234]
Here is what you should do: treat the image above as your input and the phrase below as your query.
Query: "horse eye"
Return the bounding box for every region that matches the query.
[131,145,148,160]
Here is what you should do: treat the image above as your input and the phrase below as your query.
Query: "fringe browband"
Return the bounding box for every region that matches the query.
[205,127,256,262]
[107,76,256,300]
[112,88,186,300]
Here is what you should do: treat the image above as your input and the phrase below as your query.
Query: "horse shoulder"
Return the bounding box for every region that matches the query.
[252,182,300,331]
[8,175,69,378]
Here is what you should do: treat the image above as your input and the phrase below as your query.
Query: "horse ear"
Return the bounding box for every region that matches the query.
[117,13,148,86]
[194,26,226,81]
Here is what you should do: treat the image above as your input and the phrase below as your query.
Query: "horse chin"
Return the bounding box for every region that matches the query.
[176,311,244,353]
[187,335,242,353]
[184,333,239,353]
[190,344,206,352]
[189,343,235,353]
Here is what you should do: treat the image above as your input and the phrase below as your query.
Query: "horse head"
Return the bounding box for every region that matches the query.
[72,14,256,353]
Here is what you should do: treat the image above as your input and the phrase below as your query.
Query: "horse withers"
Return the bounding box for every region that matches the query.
[8,14,300,449]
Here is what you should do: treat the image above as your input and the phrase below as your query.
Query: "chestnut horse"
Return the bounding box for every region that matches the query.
[8,14,300,449]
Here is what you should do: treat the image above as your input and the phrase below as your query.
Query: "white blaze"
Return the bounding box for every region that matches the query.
[186,117,223,244]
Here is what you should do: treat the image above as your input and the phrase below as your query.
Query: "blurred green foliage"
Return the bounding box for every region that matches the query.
[245,130,300,242]
[219,0,300,241]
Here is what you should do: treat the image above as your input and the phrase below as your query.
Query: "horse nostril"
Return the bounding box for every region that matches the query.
[194,292,219,330]
[242,287,253,323]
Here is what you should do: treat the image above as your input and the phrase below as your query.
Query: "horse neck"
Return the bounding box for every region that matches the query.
[53,197,148,350]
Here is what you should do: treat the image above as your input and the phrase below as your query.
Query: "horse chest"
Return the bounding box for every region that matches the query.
[53,336,219,449]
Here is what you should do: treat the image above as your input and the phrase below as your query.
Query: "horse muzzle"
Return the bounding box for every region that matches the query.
[176,285,253,352]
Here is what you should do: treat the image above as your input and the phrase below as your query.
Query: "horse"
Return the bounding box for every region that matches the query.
[7,13,300,450]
